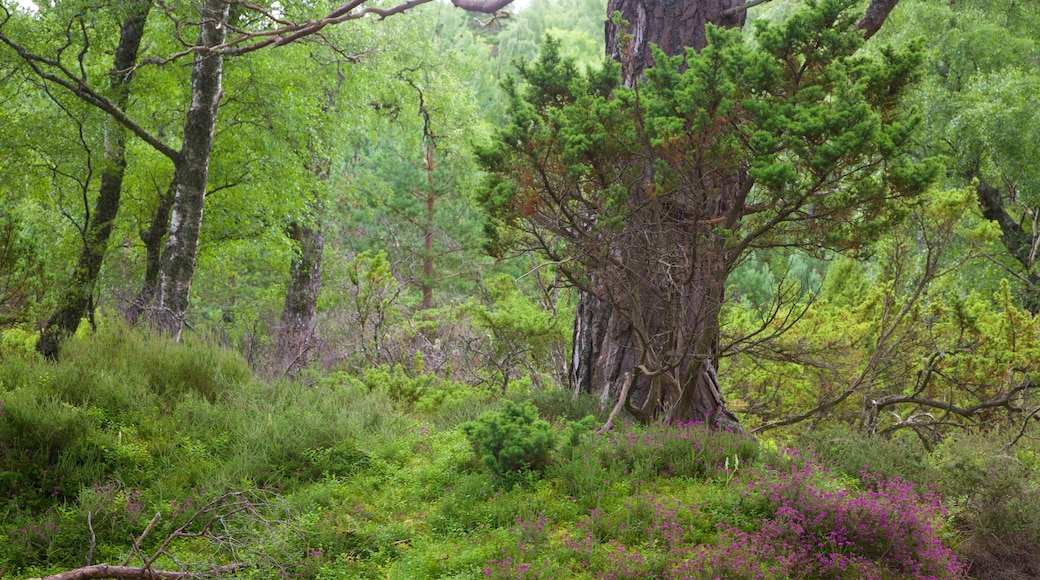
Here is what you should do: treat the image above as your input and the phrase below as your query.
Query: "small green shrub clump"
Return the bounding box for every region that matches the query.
[461,400,555,485]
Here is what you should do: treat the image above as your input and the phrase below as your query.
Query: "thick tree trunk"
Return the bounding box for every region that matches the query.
[572,0,745,427]
[605,0,745,86]
[574,0,901,427]
[277,198,324,376]
[148,0,228,339]
[36,3,151,359]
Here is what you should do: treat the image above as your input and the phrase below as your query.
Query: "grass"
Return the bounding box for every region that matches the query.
[0,323,1030,578]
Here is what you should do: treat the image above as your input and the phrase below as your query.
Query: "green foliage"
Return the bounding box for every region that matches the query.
[885,0,1040,308]
[480,2,936,261]
[722,184,1026,438]
[0,327,40,359]
[467,274,570,391]
[796,423,938,488]
[461,400,555,485]
[929,432,1040,578]
[0,203,59,329]
[0,323,997,579]
[353,361,476,413]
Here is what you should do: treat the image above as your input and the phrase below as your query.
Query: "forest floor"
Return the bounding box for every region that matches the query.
[1,324,1035,579]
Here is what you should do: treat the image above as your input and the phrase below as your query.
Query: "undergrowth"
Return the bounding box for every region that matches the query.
[0,324,1028,578]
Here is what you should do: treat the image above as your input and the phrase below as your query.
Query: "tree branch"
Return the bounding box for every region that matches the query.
[0,32,179,162]
[220,0,515,57]
[722,0,775,17]
[26,563,249,580]
[871,380,1035,419]
[857,0,900,40]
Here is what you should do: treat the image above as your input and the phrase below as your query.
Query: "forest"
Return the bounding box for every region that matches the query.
[1,0,1038,577]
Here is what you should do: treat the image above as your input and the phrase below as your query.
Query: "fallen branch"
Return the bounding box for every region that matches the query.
[26,563,248,580]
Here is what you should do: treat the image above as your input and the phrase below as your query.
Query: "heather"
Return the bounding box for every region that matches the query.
[0,326,994,579]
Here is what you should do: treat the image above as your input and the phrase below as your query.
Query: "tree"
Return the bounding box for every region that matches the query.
[31,1,151,358]
[479,0,932,427]
[0,0,518,345]
[895,0,1040,312]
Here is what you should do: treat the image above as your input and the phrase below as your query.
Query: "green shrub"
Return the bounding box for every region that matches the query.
[355,363,476,413]
[795,423,937,488]
[528,389,608,423]
[931,433,1040,579]
[461,400,555,486]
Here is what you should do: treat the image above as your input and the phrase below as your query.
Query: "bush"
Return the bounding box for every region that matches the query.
[931,433,1040,579]
[725,464,963,579]
[461,400,555,486]
[796,423,938,488]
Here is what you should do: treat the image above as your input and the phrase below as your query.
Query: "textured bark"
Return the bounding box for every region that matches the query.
[26,563,247,580]
[572,0,745,427]
[572,0,900,428]
[605,0,745,87]
[36,2,151,359]
[26,564,190,580]
[277,199,324,376]
[858,0,901,40]
[148,0,229,339]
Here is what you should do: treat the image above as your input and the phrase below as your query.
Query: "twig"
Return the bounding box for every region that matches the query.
[1004,405,1040,451]
[122,512,161,566]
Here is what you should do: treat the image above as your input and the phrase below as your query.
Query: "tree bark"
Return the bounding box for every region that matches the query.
[126,180,175,325]
[147,0,229,339]
[36,2,151,359]
[572,0,900,428]
[277,196,324,376]
[572,0,745,427]
[857,0,900,40]
[26,563,248,580]
[605,0,745,87]
[973,173,1040,313]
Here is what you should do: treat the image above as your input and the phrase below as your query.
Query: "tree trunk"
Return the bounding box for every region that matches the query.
[605,0,745,87]
[36,2,151,359]
[148,0,228,339]
[277,197,324,376]
[572,0,745,427]
[573,0,900,427]
[421,143,435,310]
[126,180,175,325]
[973,173,1040,314]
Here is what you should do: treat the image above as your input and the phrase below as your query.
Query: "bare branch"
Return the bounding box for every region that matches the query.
[450,0,515,12]
[872,380,1035,420]
[26,563,249,580]
[1005,405,1040,451]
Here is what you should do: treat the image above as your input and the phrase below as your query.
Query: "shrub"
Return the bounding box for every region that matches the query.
[796,423,938,488]
[721,463,963,579]
[354,362,474,413]
[931,433,1040,579]
[597,420,759,481]
[461,400,555,485]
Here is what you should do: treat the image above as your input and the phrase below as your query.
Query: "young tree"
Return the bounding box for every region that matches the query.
[480,0,933,427]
